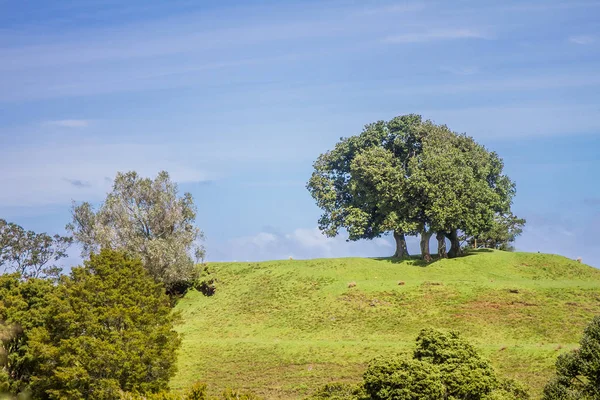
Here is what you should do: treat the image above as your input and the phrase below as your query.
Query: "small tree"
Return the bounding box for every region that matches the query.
[466,212,526,250]
[25,249,181,399]
[0,219,72,279]
[543,316,600,399]
[67,171,205,292]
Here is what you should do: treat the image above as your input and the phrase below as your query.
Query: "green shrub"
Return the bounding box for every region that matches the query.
[306,382,366,399]
[362,329,529,400]
[543,315,600,399]
[220,388,262,399]
[414,328,498,399]
[363,358,445,399]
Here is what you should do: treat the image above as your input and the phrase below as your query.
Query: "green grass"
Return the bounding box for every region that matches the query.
[172,250,600,399]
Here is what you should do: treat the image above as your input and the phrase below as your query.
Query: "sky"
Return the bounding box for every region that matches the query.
[1,0,599,268]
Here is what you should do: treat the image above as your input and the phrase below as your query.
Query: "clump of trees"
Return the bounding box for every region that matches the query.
[307,115,524,260]
[0,219,72,280]
[543,316,600,399]
[0,249,181,399]
[67,171,205,294]
[308,328,529,400]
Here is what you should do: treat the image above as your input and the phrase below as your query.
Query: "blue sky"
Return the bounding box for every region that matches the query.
[1,0,599,267]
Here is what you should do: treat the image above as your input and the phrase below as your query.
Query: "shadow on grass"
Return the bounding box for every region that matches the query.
[372,249,494,266]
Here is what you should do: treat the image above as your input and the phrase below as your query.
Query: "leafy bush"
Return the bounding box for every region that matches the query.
[364,357,445,400]
[414,328,499,399]
[307,383,366,399]
[362,328,528,400]
[543,315,600,399]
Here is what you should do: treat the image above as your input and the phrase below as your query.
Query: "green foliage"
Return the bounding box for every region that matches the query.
[1,250,181,399]
[0,274,55,394]
[363,357,445,399]
[306,383,366,400]
[362,329,527,400]
[67,171,205,292]
[414,328,499,399]
[466,213,526,251]
[306,115,520,259]
[543,315,600,399]
[0,219,72,279]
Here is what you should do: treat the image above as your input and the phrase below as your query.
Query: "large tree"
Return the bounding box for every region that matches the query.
[307,115,423,258]
[1,250,181,399]
[406,122,517,258]
[0,219,72,279]
[67,171,204,292]
[307,115,518,260]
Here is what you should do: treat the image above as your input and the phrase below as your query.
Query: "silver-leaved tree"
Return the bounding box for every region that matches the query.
[67,171,205,292]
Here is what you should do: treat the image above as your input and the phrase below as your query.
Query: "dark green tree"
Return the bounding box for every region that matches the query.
[307,115,518,260]
[543,316,600,399]
[307,115,423,258]
[1,250,181,399]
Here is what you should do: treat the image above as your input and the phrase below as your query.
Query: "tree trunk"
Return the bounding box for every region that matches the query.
[436,232,447,258]
[393,231,409,258]
[420,229,433,262]
[473,238,477,249]
[445,229,461,258]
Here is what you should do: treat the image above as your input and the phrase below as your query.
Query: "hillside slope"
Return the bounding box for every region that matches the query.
[172,250,600,399]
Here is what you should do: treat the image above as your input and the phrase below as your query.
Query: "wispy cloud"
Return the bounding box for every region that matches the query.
[63,178,92,188]
[212,227,403,261]
[0,138,210,207]
[569,35,596,44]
[439,66,480,75]
[43,119,90,128]
[384,29,490,43]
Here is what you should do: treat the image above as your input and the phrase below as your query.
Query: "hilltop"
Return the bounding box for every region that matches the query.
[172,250,600,399]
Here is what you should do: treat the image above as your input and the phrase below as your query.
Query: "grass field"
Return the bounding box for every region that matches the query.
[171,250,600,399]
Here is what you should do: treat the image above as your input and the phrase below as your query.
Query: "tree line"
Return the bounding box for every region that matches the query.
[307,114,525,261]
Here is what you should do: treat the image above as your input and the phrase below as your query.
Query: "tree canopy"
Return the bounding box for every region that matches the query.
[0,249,181,399]
[67,171,204,292]
[307,114,520,260]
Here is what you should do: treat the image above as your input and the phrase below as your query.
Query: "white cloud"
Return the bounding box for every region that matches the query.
[569,35,596,45]
[0,139,210,207]
[43,119,90,128]
[384,29,490,43]
[207,227,417,261]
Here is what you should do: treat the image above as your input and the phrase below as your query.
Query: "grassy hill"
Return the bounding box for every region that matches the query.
[171,250,600,399]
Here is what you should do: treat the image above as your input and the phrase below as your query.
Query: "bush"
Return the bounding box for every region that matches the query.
[307,383,366,399]
[362,329,529,400]
[364,357,445,400]
[543,315,600,399]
